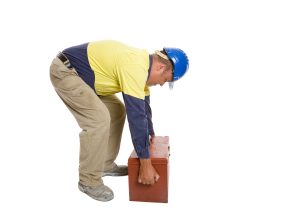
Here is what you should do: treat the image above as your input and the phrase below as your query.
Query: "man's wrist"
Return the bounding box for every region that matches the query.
[139,158,151,166]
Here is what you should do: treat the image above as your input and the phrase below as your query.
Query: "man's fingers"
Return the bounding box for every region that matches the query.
[138,173,160,185]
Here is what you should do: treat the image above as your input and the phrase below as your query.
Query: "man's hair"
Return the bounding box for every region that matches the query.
[155,50,173,72]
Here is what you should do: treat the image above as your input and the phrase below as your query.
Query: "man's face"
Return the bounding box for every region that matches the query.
[157,69,173,86]
[147,67,173,87]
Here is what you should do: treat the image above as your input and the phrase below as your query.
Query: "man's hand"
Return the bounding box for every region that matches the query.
[138,158,160,185]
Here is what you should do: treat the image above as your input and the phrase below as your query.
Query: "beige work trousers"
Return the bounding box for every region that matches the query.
[50,57,126,187]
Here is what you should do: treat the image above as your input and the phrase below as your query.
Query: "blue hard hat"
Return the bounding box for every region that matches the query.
[164,47,189,89]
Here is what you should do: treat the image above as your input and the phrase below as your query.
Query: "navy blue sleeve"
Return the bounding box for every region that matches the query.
[145,96,155,136]
[122,93,150,158]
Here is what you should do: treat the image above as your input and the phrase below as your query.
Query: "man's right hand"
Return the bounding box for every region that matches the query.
[138,158,160,185]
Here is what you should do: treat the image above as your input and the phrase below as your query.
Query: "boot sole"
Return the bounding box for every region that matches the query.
[78,184,114,202]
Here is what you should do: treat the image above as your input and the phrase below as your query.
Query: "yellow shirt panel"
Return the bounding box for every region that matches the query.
[87,40,150,99]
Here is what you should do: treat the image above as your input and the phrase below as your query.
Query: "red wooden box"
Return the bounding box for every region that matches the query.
[128,136,170,203]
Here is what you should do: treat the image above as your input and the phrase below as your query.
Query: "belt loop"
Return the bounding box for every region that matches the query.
[57,52,73,69]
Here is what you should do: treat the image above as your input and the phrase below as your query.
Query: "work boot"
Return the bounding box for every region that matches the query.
[102,164,128,177]
[78,182,114,202]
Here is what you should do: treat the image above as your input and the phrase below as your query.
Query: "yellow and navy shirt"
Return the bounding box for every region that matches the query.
[62,40,154,158]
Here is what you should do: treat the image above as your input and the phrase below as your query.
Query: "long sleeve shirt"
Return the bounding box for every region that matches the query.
[62,40,154,158]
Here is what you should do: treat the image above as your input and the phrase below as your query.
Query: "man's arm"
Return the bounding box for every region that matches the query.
[145,95,155,138]
[122,93,150,158]
[122,93,159,184]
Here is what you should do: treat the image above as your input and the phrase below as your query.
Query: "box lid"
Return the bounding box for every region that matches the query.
[128,136,170,165]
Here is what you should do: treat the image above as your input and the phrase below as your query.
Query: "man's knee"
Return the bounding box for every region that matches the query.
[110,101,126,122]
[94,111,111,128]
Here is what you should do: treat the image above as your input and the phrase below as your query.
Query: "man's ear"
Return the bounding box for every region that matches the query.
[158,63,166,73]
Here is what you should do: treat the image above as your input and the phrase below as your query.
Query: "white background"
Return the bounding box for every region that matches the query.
[0,0,299,212]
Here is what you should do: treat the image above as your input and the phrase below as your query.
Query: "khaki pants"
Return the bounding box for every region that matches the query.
[50,57,126,187]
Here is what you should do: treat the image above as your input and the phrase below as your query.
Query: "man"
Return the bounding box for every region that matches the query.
[50,40,189,202]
